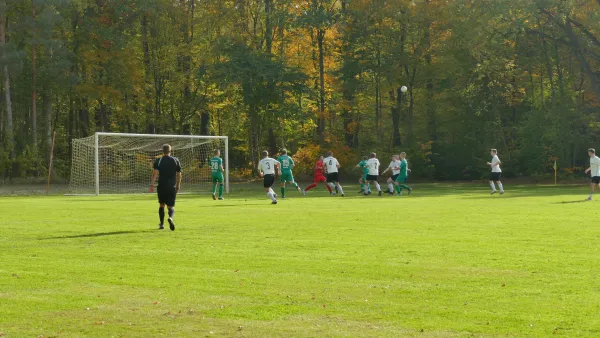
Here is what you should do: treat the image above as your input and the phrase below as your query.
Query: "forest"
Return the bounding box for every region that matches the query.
[1,0,599,181]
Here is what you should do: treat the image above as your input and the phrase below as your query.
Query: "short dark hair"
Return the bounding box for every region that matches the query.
[370,152,376,158]
[327,151,333,157]
[262,150,269,158]
[491,148,497,153]
[214,149,220,155]
[281,149,287,155]
[589,148,596,154]
[162,144,171,155]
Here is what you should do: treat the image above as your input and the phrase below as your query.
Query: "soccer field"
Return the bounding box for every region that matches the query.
[1,184,599,337]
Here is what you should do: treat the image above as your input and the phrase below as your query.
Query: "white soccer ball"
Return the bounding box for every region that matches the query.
[401,86,408,93]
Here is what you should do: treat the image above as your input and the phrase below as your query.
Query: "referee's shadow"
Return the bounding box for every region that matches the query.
[39,230,153,240]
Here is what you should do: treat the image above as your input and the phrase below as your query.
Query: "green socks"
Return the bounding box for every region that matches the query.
[212,183,217,194]
[281,187,285,198]
[218,184,224,198]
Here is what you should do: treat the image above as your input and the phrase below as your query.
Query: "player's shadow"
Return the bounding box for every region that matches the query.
[39,230,153,240]
[551,200,590,204]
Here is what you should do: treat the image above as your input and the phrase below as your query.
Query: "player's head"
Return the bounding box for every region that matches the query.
[319,155,324,160]
[490,148,497,156]
[262,150,269,158]
[214,149,220,156]
[281,149,287,155]
[327,151,333,157]
[362,155,368,161]
[589,148,596,157]
[162,144,171,155]
[370,152,376,159]
[394,154,400,160]
[399,152,406,159]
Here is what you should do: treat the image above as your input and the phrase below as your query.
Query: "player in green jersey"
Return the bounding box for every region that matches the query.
[277,149,302,198]
[355,156,372,194]
[394,152,412,196]
[209,149,225,200]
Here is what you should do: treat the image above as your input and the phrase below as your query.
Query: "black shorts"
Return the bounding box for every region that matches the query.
[391,174,399,181]
[157,186,177,206]
[263,174,275,188]
[326,172,339,183]
[490,172,502,181]
[366,174,378,181]
[592,176,600,184]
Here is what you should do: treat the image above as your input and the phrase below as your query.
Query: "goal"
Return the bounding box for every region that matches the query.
[69,132,228,195]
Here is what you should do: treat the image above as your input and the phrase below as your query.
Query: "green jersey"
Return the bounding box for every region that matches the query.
[277,155,295,174]
[358,160,369,175]
[399,159,408,177]
[210,156,223,174]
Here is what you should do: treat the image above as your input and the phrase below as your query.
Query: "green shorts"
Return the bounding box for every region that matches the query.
[361,173,368,181]
[212,173,224,183]
[280,172,295,183]
[395,175,407,184]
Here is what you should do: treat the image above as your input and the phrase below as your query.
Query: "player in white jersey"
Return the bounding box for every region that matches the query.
[364,152,383,196]
[487,148,504,195]
[584,148,600,201]
[323,151,345,197]
[381,155,401,194]
[258,150,280,204]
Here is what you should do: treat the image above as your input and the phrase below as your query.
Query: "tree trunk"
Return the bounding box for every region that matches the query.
[32,1,38,175]
[317,28,326,144]
[199,110,209,135]
[390,88,402,147]
[141,13,154,133]
[424,4,436,142]
[45,91,53,162]
[0,3,14,161]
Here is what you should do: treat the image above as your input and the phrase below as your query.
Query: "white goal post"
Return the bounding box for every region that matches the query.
[69,132,229,196]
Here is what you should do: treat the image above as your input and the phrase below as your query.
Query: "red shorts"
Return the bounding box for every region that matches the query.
[313,174,327,183]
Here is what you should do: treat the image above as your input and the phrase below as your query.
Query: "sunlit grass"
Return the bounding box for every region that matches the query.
[1,183,599,337]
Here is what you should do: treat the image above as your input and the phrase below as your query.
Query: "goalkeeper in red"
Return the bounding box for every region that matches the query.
[209,149,225,200]
[277,149,302,198]
[303,155,333,195]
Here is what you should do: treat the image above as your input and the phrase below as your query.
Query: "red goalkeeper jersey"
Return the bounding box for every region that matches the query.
[315,160,325,176]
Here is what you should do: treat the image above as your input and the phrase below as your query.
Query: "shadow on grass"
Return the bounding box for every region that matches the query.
[551,199,590,204]
[39,230,154,240]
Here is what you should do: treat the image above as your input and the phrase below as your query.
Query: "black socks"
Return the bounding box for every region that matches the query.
[159,207,165,225]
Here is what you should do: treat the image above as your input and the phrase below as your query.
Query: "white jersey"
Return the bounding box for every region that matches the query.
[389,160,401,175]
[491,155,502,173]
[258,157,278,175]
[590,156,600,177]
[323,156,339,173]
[366,158,380,176]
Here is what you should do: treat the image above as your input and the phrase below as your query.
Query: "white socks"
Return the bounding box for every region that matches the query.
[374,182,381,192]
[337,184,344,195]
[490,182,496,192]
[267,191,276,202]
[498,183,504,192]
[388,183,394,192]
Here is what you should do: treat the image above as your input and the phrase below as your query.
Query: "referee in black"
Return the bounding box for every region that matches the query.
[150,144,182,231]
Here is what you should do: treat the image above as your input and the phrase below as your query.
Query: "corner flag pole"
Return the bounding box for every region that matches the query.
[554,160,557,185]
[46,131,56,194]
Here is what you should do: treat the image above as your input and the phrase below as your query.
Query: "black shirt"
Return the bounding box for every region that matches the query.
[153,156,182,188]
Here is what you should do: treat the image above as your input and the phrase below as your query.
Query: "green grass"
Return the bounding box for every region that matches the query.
[1,183,600,337]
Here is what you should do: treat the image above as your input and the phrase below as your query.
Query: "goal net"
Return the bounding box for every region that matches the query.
[69,133,228,195]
